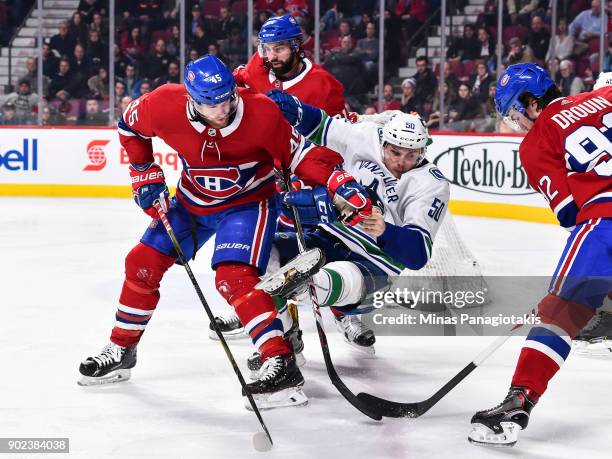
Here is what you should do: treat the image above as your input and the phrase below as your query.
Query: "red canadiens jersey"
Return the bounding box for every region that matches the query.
[520,85,612,227]
[234,53,347,117]
[118,84,341,216]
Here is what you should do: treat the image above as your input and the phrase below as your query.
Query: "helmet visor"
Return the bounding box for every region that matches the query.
[503,106,533,132]
[189,92,239,126]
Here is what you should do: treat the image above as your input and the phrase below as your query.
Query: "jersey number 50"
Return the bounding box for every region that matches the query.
[564,112,612,177]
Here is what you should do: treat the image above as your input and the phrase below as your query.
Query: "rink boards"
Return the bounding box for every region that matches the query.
[0,126,556,224]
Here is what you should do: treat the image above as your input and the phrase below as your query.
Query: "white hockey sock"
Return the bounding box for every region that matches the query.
[311,261,365,307]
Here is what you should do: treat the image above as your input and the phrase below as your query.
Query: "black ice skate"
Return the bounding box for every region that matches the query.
[208,310,247,341]
[573,311,612,356]
[468,386,539,447]
[243,353,308,410]
[334,313,376,355]
[247,323,306,380]
[256,248,325,299]
[78,343,137,386]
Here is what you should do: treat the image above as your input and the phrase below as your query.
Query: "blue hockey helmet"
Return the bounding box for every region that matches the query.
[258,14,302,51]
[495,63,554,117]
[184,55,236,105]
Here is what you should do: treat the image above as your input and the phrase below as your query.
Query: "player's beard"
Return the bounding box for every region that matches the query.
[269,54,299,79]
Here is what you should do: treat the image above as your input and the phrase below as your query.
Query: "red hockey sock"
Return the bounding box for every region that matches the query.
[111,243,176,347]
[215,263,291,359]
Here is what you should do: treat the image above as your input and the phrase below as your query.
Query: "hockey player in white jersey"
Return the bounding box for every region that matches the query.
[250,90,449,366]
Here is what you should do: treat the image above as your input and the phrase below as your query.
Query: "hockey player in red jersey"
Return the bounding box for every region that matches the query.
[468,63,612,447]
[77,55,372,410]
[233,14,347,117]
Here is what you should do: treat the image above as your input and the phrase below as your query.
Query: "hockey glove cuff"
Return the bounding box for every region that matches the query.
[129,162,169,218]
[326,170,372,226]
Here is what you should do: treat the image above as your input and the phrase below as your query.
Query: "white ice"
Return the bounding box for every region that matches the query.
[1,197,609,459]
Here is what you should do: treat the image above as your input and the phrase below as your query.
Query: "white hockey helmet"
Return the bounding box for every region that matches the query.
[381,112,431,164]
[594,71,612,90]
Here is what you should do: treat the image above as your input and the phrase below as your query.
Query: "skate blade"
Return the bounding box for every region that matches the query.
[467,422,520,448]
[573,339,612,356]
[245,387,309,410]
[208,328,247,341]
[248,352,307,380]
[256,248,324,296]
[78,369,131,386]
[342,337,376,356]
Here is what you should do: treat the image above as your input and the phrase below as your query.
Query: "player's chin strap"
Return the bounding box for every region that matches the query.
[152,193,274,446]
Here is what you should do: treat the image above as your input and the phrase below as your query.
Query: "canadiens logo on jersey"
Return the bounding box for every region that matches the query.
[186,163,258,200]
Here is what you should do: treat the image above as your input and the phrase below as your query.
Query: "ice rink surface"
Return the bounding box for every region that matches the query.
[1,197,609,459]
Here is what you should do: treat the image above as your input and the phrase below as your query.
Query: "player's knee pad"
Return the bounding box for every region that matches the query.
[120,243,176,308]
[538,293,596,338]
[215,263,261,304]
[312,261,366,307]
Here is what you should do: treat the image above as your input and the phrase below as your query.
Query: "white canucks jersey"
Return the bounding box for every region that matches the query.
[313,117,450,274]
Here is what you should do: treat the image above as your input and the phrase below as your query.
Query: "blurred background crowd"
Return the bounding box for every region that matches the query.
[0,0,609,131]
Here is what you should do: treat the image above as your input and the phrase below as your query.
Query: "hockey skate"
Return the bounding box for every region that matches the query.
[243,353,308,410]
[334,313,376,355]
[256,248,325,298]
[247,321,306,380]
[573,311,612,356]
[208,310,247,341]
[468,386,539,447]
[78,343,137,386]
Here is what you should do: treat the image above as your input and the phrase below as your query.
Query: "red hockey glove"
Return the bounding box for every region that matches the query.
[129,162,169,218]
[326,169,372,226]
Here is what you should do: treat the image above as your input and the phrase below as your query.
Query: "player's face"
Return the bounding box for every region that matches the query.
[504,100,540,132]
[383,144,422,178]
[261,42,296,75]
[190,95,236,128]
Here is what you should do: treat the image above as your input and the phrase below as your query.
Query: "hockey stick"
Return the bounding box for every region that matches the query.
[284,175,382,421]
[153,198,273,446]
[356,319,531,418]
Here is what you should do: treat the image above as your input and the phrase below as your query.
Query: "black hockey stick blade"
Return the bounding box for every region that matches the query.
[357,362,477,418]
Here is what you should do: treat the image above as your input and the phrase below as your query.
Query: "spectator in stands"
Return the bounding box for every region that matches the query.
[469,61,494,102]
[87,67,109,99]
[603,34,612,72]
[299,19,315,58]
[515,0,545,27]
[411,56,437,107]
[50,21,76,58]
[427,81,458,129]
[504,36,535,65]
[42,42,59,78]
[78,0,105,23]
[143,39,170,82]
[284,0,310,17]
[526,15,550,61]
[214,5,239,41]
[256,0,284,13]
[442,61,460,93]
[324,35,366,97]
[114,80,127,108]
[192,24,216,57]
[474,82,499,133]
[447,24,481,62]
[545,17,575,63]
[557,59,586,95]
[378,83,401,111]
[219,25,247,69]
[207,43,225,62]
[89,12,107,38]
[449,82,481,129]
[190,4,206,39]
[396,0,427,42]
[71,44,93,98]
[166,24,180,59]
[338,19,354,44]
[399,78,418,114]
[124,63,141,98]
[48,58,78,100]
[383,8,403,76]
[69,12,88,46]
[42,103,67,126]
[0,102,18,125]
[113,43,129,78]
[136,79,152,97]
[87,29,107,67]
[79,97,107,126]
[153,61,180,88]
[189,48,199,62]
[3,79,38,124]
[355,22,379,73]
[569,0,607,45]
[120,95,133,114]
[476,27,496,65]
[21,58,37,85]
[363,105,377,115]
[321,2,340,31]
[121,26,147,65]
